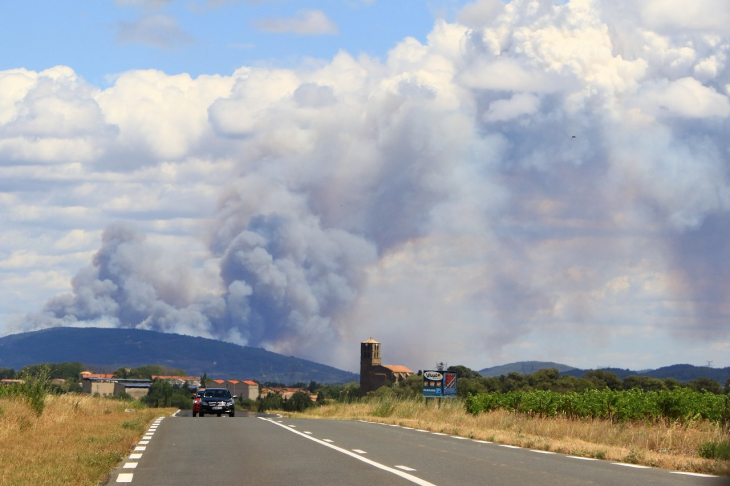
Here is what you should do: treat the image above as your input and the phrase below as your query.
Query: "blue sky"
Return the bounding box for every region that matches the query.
[1,1,462,86]
[2,0,730,373]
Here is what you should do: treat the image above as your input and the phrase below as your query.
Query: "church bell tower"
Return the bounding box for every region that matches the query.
[360,338,381,395]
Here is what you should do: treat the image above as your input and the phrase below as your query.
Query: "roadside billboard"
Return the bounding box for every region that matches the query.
[422,371,458,398]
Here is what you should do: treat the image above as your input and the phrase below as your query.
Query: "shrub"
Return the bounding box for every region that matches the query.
[8,366,52,416]
[258,393,284,412]
[284,391,313,412]
[698,439,730,460]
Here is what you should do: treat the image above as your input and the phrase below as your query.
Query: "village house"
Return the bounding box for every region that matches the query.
[80,371,151,399]
[204,379,259,400]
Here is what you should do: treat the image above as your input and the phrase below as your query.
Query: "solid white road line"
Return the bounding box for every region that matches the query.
[116,473,134,483]
[353,449,367,454]
[395,465,417,471]
[322,439,334,443]
[670,472,718,477]
[260,418,436,486]
[612,463,651,469]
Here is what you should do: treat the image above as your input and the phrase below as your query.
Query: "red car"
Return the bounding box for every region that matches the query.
[192,390,204,417]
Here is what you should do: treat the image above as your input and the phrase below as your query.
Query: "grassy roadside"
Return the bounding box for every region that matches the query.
[0,394,175,485]
[292,396,730,477]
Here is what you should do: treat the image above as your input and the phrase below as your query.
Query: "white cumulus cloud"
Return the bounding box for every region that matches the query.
[5,0,730,371]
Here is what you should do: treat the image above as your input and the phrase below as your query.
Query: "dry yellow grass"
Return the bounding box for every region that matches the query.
[295,397,730,476]
[0,394,174,485]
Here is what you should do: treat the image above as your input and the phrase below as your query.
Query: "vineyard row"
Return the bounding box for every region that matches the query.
[465,388,730,425]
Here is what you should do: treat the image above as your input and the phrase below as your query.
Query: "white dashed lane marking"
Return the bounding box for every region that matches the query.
[613,463,651,469]
[262,419,436,486]
[500,445,521,449]
[567,456,597,461]
[531,450,555,454]
[115,416,166,483]
[116,473,134,483]
[671,472,718,478]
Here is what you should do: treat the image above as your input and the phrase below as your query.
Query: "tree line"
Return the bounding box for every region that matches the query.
[447,366,730,398]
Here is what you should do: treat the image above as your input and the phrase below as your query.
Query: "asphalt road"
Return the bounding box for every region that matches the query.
[107,411,730,485]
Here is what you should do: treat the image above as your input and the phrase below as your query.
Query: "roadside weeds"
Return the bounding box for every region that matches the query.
[293,397,730,477]
[0,394,174,486]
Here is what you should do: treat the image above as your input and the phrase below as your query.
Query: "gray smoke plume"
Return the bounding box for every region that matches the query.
[16,0,730,368]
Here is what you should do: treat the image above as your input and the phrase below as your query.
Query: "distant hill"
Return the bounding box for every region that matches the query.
[479,361,577,377]
[0,327,358,384]
[480,361,730,384]
[563,364,730,384]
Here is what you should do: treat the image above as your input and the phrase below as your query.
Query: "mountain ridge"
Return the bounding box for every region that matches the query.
[479,361,730,384]
[0,327,358,384]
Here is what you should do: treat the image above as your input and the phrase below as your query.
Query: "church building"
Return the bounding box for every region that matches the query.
[359,338,413,396]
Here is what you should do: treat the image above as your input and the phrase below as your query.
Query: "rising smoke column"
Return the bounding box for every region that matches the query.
[18,0,730,367]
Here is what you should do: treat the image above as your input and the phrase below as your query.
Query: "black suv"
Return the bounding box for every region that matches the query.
[198,388,236,417]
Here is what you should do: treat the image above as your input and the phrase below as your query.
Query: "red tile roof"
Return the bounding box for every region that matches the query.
[382,365,414,374]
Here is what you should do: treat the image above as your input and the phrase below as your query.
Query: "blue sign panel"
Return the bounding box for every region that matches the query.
[423,371,444,397]
[423,371,458,398]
